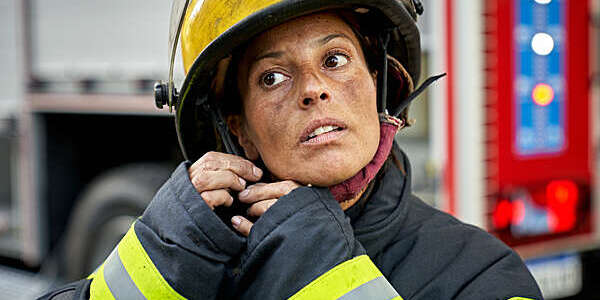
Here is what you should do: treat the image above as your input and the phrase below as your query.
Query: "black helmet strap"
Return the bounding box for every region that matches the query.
[203,100,243,156]
[392,73,447,118]
[376,32,391,113]
[375,29,446,119]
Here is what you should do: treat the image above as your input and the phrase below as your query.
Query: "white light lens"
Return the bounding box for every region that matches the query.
[534,0,551,4]
[531,32,554,56]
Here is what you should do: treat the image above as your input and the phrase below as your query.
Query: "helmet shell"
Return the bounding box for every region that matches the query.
[176,0,421,161]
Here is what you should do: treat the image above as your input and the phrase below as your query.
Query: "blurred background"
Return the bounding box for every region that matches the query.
[0,0,598,299]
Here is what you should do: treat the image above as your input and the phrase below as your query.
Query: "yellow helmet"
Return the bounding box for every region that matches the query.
[158,0,424,161]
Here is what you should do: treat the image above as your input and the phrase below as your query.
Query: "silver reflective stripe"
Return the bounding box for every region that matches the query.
[337,276,400,300]
[103,248,147,300]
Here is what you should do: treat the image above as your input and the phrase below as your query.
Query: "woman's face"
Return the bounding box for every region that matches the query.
[233,12,380,186]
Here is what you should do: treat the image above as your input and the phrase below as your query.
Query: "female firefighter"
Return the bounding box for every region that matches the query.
[40,0,542,299]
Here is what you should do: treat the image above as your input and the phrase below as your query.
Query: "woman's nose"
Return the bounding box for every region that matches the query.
[298,72,330,109]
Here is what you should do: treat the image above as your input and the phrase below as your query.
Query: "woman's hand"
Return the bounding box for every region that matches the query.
[232,180,301,236]
[188,151,263,210]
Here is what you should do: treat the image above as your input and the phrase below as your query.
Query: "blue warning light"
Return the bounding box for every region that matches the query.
[514,0,565,156]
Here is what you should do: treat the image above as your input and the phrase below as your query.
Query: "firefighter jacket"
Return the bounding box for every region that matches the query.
[39,144,543,300]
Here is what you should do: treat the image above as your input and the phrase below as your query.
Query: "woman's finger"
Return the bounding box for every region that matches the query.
[238,180,300,203]
[247,199,277,217]
[232,215,253,237]
[190,170,247,192]
[190,151,263,181]
[200,190,233,210]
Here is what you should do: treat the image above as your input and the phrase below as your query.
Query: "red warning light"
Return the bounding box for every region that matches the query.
[531,83,555,106]
[512,199,526,225]
[493,199,513,229]
[546,180,578,233]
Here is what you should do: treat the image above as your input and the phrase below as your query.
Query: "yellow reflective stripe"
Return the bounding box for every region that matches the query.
[289,255,390,300]
[390,297,403,300]
[87,270,97,280]
[89,263,116,300]
[118,223,187,300]
[338,276,400,300]
[507,298,536,300]
[103,248,147,300]
[87,262,105,280]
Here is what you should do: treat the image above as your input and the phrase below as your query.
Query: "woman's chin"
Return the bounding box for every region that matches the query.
[296,160,368,187]
[270,159,363,187]
[265,142,378,187]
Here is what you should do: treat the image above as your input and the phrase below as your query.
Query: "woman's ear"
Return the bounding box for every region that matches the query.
[227,115,260,160]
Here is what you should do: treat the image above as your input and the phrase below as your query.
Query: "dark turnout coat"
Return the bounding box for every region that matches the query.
[39,145,542,300]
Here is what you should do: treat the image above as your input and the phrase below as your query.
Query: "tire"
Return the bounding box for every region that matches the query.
[62,163,172,280]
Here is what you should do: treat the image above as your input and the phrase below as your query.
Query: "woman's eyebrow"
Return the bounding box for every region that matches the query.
[314,33,352,46]
[254,51,284,63]
[249,33,352,69]
[249,51,284,73]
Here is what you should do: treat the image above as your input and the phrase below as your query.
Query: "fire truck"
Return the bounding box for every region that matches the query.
[421,0,600,299]
[0,0,598,299]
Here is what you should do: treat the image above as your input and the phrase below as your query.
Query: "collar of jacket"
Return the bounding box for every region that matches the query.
[344,142,413,255]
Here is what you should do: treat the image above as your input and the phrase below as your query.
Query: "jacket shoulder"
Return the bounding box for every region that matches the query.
[385,196,542,299]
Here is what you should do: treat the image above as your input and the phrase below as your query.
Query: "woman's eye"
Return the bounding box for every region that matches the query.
[262,72,288,87]
[324,54,349,68]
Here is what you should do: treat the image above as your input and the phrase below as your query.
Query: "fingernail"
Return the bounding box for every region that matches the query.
[239,189,249,198]
[253,167,263,177]
[231,216,241,226]
[238,177,246,186]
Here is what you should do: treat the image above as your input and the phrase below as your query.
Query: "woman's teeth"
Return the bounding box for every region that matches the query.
[308,125,341,139]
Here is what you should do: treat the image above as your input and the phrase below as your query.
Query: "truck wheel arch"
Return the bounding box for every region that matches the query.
[62,163,172,280]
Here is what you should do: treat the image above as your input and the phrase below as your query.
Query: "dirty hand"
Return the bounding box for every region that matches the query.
[232,180,301,236]
[188,151,263,210]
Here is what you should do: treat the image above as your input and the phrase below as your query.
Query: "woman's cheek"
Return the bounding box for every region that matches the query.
[345,78,377,114]
[342,67,375,97]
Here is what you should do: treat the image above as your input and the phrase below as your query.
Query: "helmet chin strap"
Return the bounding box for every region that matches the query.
[203,99,243,156]
[376,31,446,118]
[377,32,391,113]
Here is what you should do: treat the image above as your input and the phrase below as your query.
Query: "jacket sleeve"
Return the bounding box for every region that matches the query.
[231,186,402,300]
[44,162,246,300]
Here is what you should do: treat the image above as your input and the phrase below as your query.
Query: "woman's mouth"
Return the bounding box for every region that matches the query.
[300,119,347,145]
[307,125,343,139]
